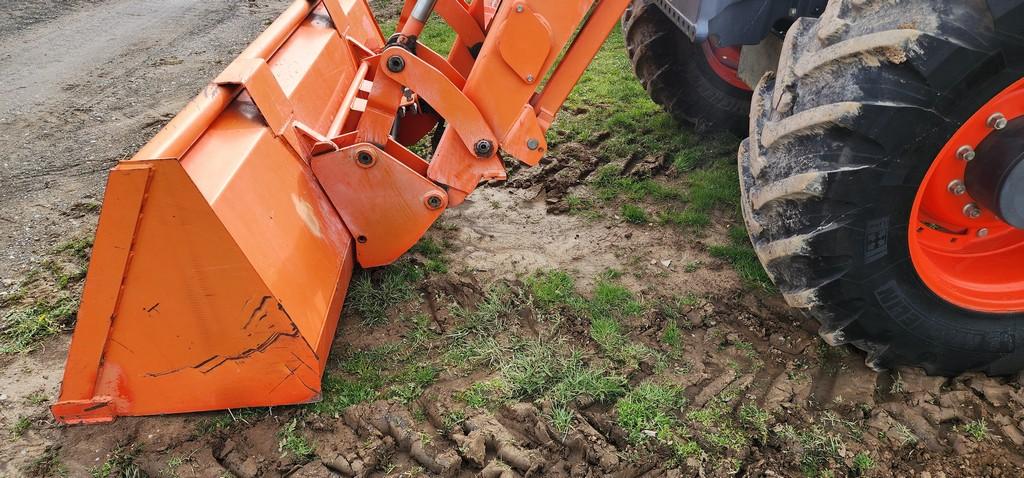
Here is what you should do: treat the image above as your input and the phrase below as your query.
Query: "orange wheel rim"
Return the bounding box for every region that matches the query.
[909,78,1024,313]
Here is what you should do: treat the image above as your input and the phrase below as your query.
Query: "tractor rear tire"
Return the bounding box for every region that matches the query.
[622,0,751,136]
[739,0,1024,375]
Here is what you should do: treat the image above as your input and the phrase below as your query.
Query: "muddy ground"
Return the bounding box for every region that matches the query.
[2,1,1024,477]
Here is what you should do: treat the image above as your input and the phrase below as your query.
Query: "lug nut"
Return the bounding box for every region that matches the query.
[988,112,1008,130]
[956,145,976,162]
[977,228,990,238]
[474,139,494,158]
[963,203,983,219]
[947,179,967,196]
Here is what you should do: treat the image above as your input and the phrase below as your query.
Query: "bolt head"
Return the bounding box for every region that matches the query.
[386,55,406,73]
[526,74,535,83]
[356,151,375,166]
[516,5,524,12]
[963,203,983,219]
[474,140,494,158]
[947,179,967,196]
[425,194,444,210]
[956,145,976,162]
[977,228,990,238]
[527,138,540,151]
[988,112,1008,130]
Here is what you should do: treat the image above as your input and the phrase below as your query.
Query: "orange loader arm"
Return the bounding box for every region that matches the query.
[52,0,631,424]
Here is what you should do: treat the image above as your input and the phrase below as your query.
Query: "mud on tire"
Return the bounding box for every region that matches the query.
[622,0,752,136]
[740,0,1024,375]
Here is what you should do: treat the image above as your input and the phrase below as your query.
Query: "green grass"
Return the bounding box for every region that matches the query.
[489,340,626,409]
[1,297,77,353]
[776,424,848,477]
[411,237,449,274]
[621,204,648,225]
[346,261,423,326]
[661,320,682,351]
[710,226,773,290]
[24,447,67,477]
[309,375,378,416]
[552,30,697,160]
[853,451,875,475]
[593,165,684,202]
[278,418,315,461]
[193,408,263,435]
[11,416,31,437]
[526,270,654,368]
[449,283,521,338]
[526,270,580,311]
[615,382,686,444]
[960,418,990,442]
[90,445,142,478]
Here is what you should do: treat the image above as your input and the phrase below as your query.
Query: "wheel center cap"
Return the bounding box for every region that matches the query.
[966,118,1024,229]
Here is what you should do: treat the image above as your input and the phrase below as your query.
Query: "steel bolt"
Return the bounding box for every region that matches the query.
[977,228,990,238]
[425,194,444,210]
[963,203,983,219]
[387,55,406,73]
[474,139,494,158]
[988,112,1008,130]
[526,74,535,83]
[357,235,368,244]
[956,145,976,162]
[527,138,540,151]
[516,5,524,12]
[947,179,967,196]
[356,151,375,166]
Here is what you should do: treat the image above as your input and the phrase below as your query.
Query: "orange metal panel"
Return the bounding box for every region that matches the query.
[497,4,551,84]
[55,165,151,405]
[436,0,485,47]
[53,160,351,423]
[382,47,496,154]
[312,142,447,267]
[54,0,384,423]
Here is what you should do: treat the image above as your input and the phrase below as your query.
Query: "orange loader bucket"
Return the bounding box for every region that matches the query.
[52,0,384,424]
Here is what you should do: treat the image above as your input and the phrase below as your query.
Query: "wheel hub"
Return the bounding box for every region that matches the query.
[966,118,1024,229]
[908,78,1024,313]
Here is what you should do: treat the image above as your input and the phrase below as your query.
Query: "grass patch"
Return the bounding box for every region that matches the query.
[853,451,875,475]
[11,416,31,437]
[24,447,67,477]
[621,204,648,225]
[499,341,626,406]
[193,408,263,436]
[346,261,423,326]
[959,418,990,442]
[776,424,848,477]
[449,283,522,338]
[710,226,773,290]
[90,445,142,478]
[1,297,77,353]
[526,270,580,311]
[552,30,697,160]
[278,418,315,461]
[615,382,686,444]
[411,237,448,274]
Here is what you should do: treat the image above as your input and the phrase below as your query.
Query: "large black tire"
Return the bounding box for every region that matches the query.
[622,0,752,136]
[740,0,1024,375]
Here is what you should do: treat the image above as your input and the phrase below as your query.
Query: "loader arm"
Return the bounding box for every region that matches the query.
[53,0,630,423]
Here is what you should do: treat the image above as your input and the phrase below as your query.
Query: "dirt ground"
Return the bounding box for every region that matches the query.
[2,1,1024,477]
